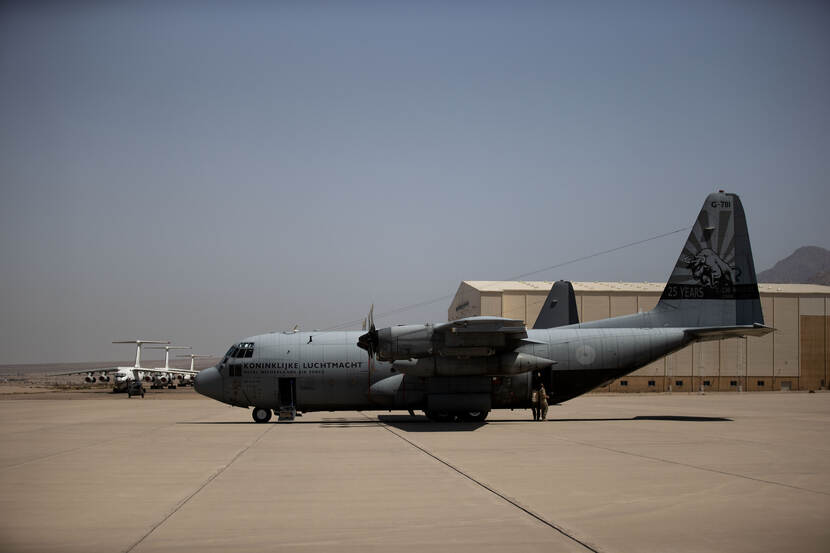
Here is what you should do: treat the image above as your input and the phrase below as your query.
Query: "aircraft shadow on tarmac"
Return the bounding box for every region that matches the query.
[373,414,732,432]
[178,416,485,431]
[179,414,731,429]
[374,415,486,432]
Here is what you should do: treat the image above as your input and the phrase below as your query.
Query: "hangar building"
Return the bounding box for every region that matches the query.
[449,281,830,393]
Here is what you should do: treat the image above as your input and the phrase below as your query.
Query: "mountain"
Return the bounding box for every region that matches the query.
[807,270,830,286]
[758,246,830,285]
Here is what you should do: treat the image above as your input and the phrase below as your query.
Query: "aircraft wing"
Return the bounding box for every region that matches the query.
[379,317,552,377]
[361,315,532,364]
[432,316,528,357]
[50,367,121,376]
[163,368,199,375]
[51,367,198,377]
[141,367,197,375]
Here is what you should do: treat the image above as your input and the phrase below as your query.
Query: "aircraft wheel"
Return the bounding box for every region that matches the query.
[252,407,272,423]
[459,410,489,422]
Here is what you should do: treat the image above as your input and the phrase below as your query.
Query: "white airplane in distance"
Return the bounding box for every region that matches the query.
[145,345,193,389]
[176,353,214,386]
[51,340,196,398]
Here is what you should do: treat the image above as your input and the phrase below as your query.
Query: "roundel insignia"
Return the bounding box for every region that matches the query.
[575,344,596,366]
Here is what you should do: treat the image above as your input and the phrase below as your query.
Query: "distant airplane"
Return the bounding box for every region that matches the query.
[195,192,773,422]
[176,353,214,386]
[52,340,196,397]
[145,345,193,389]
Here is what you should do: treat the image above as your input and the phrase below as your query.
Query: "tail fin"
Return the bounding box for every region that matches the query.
[655,191,764,327]
[533,281,579,329]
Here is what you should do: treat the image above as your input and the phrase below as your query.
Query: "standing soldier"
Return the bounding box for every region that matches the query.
[531,386,539,421]
[538,383,549,421]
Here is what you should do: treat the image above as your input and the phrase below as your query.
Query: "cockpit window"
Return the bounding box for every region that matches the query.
[222,345,235,364]
[222,342,254,364]
[233,342,255,358]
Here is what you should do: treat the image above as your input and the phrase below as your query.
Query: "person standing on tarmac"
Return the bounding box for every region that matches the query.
[538,384,549,421]
[531,386,539,421]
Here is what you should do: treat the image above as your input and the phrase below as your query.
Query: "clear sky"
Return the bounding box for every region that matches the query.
[1,1,828,364]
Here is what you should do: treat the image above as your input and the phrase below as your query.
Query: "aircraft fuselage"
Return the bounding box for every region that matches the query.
[197,327,692,412]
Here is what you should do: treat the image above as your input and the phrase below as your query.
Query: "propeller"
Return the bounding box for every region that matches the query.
[357,304,378,358]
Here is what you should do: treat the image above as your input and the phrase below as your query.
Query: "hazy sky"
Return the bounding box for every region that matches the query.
[1,1,828,364]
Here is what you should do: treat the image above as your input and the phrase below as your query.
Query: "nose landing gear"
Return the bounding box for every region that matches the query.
[252,407,272,423]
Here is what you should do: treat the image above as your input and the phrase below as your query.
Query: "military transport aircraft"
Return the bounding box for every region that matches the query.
[52,340,197,397]
[146,345,193,389]
[176,353,214,386]
[195,191,773,422]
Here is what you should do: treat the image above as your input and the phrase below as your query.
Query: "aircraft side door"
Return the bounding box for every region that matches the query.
[222,361,243,406]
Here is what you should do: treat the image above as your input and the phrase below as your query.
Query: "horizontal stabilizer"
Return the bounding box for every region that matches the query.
[684,324,774,341]
[146,345,192,350]
[112,340,170,345]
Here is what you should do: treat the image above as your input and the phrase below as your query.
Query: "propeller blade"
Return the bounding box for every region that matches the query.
[357,304,378,357]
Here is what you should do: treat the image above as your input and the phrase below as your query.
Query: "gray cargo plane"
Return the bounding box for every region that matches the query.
[195,192,772,422]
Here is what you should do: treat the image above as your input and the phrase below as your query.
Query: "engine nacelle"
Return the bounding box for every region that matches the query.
[143,374,153,383]
[98,374,111,382]
[376,324,435,361]
[392,352,554,377]
[157,375,169,385]
[84,373,96,383]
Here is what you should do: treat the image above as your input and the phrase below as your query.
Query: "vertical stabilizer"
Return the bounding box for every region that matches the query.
[655,191,763,327]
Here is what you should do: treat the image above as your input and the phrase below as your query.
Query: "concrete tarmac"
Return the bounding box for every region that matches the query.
[1,391,828,552]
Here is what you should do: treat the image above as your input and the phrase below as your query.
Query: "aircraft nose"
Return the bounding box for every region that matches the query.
[195,366,223,401]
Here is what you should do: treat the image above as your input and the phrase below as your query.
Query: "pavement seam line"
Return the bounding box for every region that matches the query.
[364,415,605,553]
[551,435,830,497]
[123,423,275,553]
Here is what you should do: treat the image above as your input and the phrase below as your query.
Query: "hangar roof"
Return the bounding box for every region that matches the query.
[462,281,830,295]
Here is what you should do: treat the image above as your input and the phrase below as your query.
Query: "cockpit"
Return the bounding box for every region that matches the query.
[222,342,255,363]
